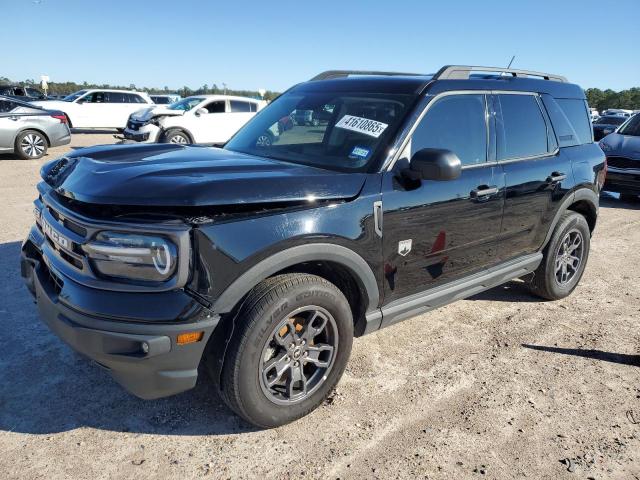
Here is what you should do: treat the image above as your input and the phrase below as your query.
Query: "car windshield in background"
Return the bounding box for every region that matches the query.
[167,97,204,111]
[618,114,640,136]
[63,90,87,102]
[595,116,626,125]
[225,90,415,172]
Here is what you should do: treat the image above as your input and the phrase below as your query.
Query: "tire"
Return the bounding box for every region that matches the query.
[161,129,191,144]
[620,193,639,203]
[15,130,48,159]
[216,273,353,428]
[255,132,273,147]
[528,211,591,300]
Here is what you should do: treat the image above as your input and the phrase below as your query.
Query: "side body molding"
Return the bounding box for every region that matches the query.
[210,243,380,318]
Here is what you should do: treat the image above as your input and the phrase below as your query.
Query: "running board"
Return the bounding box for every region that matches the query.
[377,253,543,331]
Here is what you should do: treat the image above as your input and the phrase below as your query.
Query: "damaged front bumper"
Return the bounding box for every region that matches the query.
[21,225,220,399]
[123,122,160,143]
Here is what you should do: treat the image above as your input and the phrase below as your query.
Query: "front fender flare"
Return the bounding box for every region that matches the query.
[210,243,380,316]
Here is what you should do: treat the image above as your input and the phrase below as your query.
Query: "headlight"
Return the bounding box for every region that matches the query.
[83,231,177,283]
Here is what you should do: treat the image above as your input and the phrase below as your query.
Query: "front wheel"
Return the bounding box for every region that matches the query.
[161,129,191,144]
[216,273,353,428]
[15,130,48,159]
[528,211,590,300]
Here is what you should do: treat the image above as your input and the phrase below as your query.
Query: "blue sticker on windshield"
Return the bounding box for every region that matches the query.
[349,146,371,160]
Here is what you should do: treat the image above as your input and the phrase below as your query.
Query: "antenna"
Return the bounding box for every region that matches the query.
[506,55,516,69]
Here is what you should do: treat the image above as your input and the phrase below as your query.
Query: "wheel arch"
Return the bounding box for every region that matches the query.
[210,243,380,335]
[15,127,51,148]
[542,188,599,249]
[162,126,194,143]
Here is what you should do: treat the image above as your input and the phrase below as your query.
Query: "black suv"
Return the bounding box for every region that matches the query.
[21,66,605,428]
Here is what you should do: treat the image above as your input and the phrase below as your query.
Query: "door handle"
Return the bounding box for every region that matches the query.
[373,201,383,238]
[470,185,498,198]
[9,116,19,121]
[547,171,566,183]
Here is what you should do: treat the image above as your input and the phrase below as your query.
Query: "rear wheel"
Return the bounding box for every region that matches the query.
[528,211,590,300]
[215,273,353,428]
[161,129,191,144]
[15,130,48,159]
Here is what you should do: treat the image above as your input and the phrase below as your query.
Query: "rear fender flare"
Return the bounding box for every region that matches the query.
[541,188,599,249]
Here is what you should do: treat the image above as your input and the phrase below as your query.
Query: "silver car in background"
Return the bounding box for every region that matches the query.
[0,95,71,159]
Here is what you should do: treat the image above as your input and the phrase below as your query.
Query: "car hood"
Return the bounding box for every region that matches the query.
[600,133,640,160]
[41,143,366,207]
[130,106,183,122]
[31,100,70,110]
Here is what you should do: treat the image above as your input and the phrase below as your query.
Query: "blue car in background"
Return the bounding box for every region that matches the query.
[600,113,640,202]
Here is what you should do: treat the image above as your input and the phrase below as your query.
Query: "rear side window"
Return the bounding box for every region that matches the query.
[106,92,125,103]
[556,99,592,144]
[125,93,146,104]
[230,100,252,112]
[496,94,548,160]
[410,94,487,166]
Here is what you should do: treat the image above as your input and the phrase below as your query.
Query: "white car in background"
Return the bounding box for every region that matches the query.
[123,95,266,145]
[149,94,181,105]
[32,89,154,130]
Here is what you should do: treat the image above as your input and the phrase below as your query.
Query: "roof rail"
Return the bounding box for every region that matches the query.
[433,65,567,83]
[310,70,424,81]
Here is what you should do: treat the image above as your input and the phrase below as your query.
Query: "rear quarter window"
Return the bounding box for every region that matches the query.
[230,101,252,112]
[556,99,592,145]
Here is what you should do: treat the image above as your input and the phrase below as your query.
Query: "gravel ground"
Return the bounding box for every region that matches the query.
[0,132,639,480]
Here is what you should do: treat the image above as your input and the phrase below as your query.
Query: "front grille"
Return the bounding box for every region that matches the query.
[47,206,87,237]
[607,156,640,169]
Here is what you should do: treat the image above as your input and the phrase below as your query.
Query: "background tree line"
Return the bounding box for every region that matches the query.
[585,87,640,112]
[0,76,280,101]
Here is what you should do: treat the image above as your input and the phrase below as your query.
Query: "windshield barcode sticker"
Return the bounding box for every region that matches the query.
[335,115,389,138]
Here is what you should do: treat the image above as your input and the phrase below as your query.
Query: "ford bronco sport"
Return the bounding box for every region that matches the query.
[21,66,606,428]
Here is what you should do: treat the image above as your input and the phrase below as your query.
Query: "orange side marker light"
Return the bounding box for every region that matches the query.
[177,331,204,345]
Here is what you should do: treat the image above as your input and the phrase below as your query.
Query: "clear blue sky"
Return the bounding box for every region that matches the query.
[2,0,638,92]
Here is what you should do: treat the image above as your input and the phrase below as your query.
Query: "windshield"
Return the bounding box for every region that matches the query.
[63,90,88,102]
[618,114,640,136]
[225,89,415,172]
[595,116,626,126]
[167,97,204,111]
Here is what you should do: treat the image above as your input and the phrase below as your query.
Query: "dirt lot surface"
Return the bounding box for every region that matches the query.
[0,133,639,480]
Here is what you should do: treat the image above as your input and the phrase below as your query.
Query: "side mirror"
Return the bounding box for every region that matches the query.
[409,148,462,181]
[195,108,208,116]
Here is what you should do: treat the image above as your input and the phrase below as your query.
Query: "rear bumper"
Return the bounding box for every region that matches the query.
[49,124,71,147]
[604,167,640,195]
[21,236,220,399]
